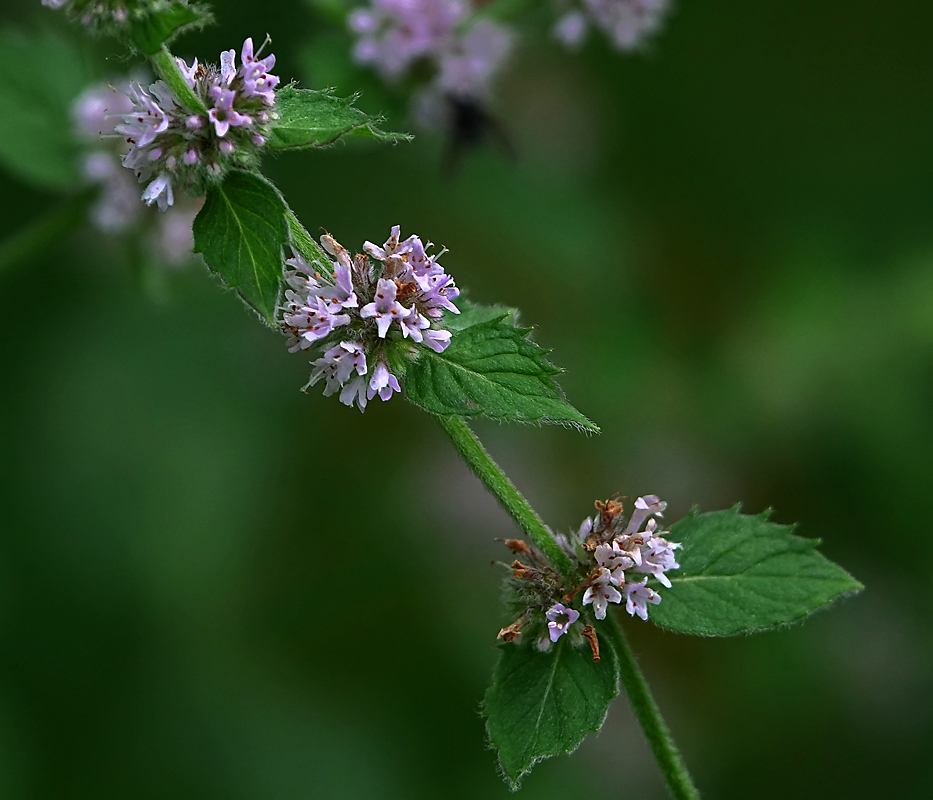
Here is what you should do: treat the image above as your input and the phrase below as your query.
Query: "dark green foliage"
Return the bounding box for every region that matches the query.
[192,170,289,325]
[650,507,863,636]
[405,303,598,431]
[483,638,619,790]
[267,85,410,150]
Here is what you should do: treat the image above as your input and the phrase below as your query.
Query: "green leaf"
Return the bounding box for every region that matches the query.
[404,302,598,432]
[192,170,289,325]
[650,507,863,636]
[0,29,89,189]
[484,638,619,789]
[267,85,411,150]
[128,3,208,55]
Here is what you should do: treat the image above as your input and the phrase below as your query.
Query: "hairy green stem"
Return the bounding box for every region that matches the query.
[605,617,701,800]
[0,189,97,281]
[436,415,572,574]
[149,45,207,114]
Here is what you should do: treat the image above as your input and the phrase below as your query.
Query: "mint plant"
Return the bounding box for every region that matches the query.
[3,2,864,796]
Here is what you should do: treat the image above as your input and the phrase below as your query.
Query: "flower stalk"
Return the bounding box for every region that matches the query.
[149,45,207,114]
[604,616,701,800]
[436,414,572,574]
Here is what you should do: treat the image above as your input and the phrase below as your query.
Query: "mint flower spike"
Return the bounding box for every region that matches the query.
[116,37,279,209]
[499,494,680,646]
[623,579,662,620]
[281,227,460,411]
[554,0,673,52]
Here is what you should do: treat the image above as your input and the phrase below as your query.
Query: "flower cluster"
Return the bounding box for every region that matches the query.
[42,0,205,38]
[554,0,673,52]
[280,227,461,411]
[497,495,680,657]
[71,79,201,263]
[348,0,514,105]
[117,37,278,211]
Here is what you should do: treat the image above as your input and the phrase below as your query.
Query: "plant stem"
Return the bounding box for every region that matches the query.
[604,617,701,800]
[436,415,572,574]
[0,189,97,281]
[149,45,207,114]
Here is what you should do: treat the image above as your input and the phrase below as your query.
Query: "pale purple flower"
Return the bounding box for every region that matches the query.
[417,271,461,317]
[72,82,135,140]
[421,328,452,353]
[308,342,368,395]
[219,49,237,86]
[176,57,200,88]
[367,360,402,401]
[624,494,667,536]
[349,0,468,80]
[364,224,415,261]
[545,603,580,642]
[575,516,594,543]
[240,38,279,101]
[339,374,370,411]
[81,152,143,233]
[284,253,322,294]
[436,19,513,100]
[595,541,634,584]
[141,173,174,212]
[361,278,412,338]
[283,294,352,351]
[623,579,662,621]
[207,88,251,137]
[115,82,169,149]
[399,309,431,342]
[553,11,588,48]
[633,532,680,588]
[558,0,673,53]
[318,262,359,311]
[582,567,623,620]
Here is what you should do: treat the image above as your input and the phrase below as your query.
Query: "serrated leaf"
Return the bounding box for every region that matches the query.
[404,303,598,431]
[650,507,863,636]
[128,2,207,54]
[193,170,289,325]
[484,638,619,789]
[267,85,410,150]
[0,29,89,188]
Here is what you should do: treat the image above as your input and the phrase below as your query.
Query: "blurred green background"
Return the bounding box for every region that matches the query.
[1,0,931,797]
